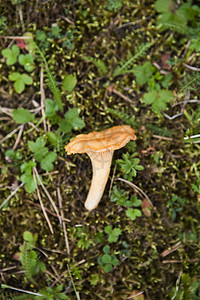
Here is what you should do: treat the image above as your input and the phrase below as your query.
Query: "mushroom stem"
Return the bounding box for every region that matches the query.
[85,150,114,211]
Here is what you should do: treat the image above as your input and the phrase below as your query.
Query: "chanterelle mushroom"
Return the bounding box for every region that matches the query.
[65,125,136,211]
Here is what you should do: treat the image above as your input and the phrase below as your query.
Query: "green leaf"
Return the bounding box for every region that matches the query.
[21,73,33,85]
[46,131,58,145]
[112,257,119,266]
[20,173,37,193]
[102,254,112,264]
[107,227,122,243]
[143,89,174,115]
[103,245,110,254]
[2,44,19,65]
[117,152,144,181]
[45,98,58,117]
[133,61,155,86]
[104,264,113,272]
[28,136,46,152]
[40,152,57,171]
[104,225,112,235]
[18,53,35,72]
[59,108,85,132]
[62,74,77,93]
[59,118,72,133]
[128,195,142,207]
[110,185,129,206]
[9,72,33,93]
[20,161,36,174]
[23,231,36,244]
[12,108,35,124]
[126,208,142,221]
[65,108,85,130]
[9,72,21,81]
[14,78,25,93]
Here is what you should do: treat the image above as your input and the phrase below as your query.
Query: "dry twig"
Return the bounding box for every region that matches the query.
[0,182,24,210]
[57,187,70,255]
[33,167,61,225]
[33,168,54,234]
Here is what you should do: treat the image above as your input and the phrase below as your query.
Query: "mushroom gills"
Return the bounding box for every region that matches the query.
[85,150,114,210]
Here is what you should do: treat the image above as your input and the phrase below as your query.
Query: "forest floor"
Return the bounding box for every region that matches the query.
[0,0,200,299]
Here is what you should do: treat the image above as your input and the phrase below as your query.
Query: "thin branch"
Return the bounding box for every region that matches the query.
[0,35,33,39]
[152,134,173,141]
[127,291,144,299]
[57,187,70,255]
[0,182,24,210]
[0,106,12,116]
[2,284,44,297]
[0,125,23,144]
[182,63,200,71]
[33,167,62,225]
[112,88,134,104]
[33,168,54,234]
[116,177,152,205]
[171,272,182,300]
[12,124,24,150]
[162,112,183,120]
[109,164,117,198]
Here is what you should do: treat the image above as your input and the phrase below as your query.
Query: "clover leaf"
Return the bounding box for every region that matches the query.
[133,61,155,86]
[2,44,19,65]
[104,225,122,243]
[143,89,174,115]
[9,72,33,93]
[126,208,142,221]
[18,53,35,72]
[59,108,85,133]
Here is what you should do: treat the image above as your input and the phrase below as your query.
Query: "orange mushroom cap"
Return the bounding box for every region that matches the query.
[65,125,136,154]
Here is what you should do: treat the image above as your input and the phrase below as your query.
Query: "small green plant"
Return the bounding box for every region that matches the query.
[12,108,35,124]
[132,61,155,86]
[19,231,46,284]
[58,108,85,133]
[28,136,57,172]
[84,42,152,79]
[142,89,174,116]
[106,107,137,128]
[112,42,152,77]
[75,226,93,250]
[111,186,142,221]
[61,74,77,93]
[167,194,186,219]
[35,24,75,50]
[105,0,122,12]
[18,53,35,72]
[98,245,119,272]
[155,0,200,36]
[0,16,7,33]
[36,285,70,300]
[8,72,33,93]
[2,44,20,65]
[20,161,40,193]
[169,273,200,300]
[117,152,144,181]
[104,225,121,243]
[5,149,22,162]
[192,178,200,213]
